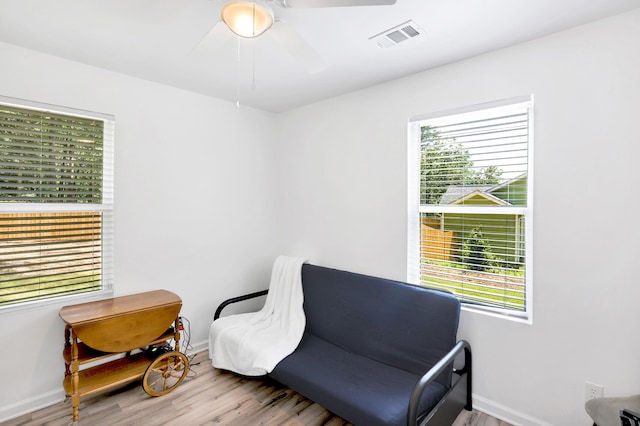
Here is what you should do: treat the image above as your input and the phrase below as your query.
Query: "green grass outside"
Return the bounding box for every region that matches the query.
[422,273,525,311]
[430,260,525,277]
[0,271,101,305]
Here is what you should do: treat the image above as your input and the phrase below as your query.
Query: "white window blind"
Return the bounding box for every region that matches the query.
[408,96,533,319]
[0,98,114,307]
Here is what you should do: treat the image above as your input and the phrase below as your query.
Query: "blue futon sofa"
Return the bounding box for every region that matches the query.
[214,264,472,426]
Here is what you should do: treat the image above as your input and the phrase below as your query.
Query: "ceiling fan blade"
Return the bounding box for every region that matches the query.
[280,0,396,7]
[267,21,328,74]
[188,20,231,56]
[186,0,228,55]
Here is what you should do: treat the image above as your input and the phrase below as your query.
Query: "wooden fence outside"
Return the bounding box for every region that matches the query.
[0,212,101,241]
[421,224,456,262]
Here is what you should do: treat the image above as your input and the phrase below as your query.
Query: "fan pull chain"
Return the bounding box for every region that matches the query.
[236,37,241,109]
[252,1,257,37]
[250,0,257,90]
[252,40,257,90]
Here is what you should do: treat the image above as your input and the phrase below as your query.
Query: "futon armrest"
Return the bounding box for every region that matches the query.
[213,289,268,321]
[408,340,472,426]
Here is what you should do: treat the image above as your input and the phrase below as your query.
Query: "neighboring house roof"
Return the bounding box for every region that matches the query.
[439,185,493,205]
[439,173,527,206]
[448,190,511,206]
[486,173,527,193]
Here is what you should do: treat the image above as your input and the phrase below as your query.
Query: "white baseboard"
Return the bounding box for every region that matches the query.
[0,388,65,424]
[189,339,208,355]
[473,394,553,426]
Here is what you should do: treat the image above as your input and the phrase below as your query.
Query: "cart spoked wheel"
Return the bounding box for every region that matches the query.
[142,351,189,397]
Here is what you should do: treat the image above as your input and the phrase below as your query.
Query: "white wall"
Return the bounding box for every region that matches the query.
[276,9,640,426]
[0,42,281,419]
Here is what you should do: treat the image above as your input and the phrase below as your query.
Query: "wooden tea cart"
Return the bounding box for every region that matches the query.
[59,290,188,423]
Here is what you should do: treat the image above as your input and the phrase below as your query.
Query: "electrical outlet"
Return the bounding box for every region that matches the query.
[585,381,604,401]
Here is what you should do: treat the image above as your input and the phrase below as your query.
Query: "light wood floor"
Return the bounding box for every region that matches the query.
[4,351,511,426]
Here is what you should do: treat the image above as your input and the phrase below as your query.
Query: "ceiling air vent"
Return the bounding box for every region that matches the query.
[369,20,423,48]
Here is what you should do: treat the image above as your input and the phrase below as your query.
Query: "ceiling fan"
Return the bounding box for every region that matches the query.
[199,0,397,74]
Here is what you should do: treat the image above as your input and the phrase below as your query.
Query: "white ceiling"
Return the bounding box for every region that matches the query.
[0,0,638,112]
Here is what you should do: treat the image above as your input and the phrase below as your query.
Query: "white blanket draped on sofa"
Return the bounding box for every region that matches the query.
[208,256,307,376]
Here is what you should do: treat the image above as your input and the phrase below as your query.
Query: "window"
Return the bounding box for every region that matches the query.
[0,97,114,307]
[408,96,533,320]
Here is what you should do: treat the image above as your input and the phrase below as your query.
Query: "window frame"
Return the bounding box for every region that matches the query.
[0,96,114,312]
[407,95,533,323]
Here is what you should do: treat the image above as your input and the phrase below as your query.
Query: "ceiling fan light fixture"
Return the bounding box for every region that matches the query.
[221,1,274,38]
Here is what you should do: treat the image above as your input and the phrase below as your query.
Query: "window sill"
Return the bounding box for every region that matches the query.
[0,289,114,316]
[461,303,532,325]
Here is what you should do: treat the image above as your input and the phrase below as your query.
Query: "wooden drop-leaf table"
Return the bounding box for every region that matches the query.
[59,290,188,423]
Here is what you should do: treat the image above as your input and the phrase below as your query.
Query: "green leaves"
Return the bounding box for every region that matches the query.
[419,126,501,205]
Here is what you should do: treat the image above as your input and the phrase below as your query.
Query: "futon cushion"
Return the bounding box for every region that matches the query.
[300,264,460,387]
[270,333,448,426]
